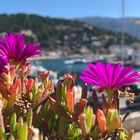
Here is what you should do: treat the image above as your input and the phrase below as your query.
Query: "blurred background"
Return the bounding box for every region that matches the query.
[1,0,140,139]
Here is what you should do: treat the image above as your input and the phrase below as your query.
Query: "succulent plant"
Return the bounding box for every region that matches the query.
[0,33,138,140]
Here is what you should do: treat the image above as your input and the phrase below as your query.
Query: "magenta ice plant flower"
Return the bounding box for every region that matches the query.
[0,54,8,72]
[0,33,42,63]
[80,62,140,89]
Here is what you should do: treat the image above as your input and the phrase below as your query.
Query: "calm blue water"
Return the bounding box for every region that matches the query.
[31,58,88,73]
[30,58,88,84]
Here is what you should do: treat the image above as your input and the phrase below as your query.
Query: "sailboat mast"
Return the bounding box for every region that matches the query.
[121,0,125,62]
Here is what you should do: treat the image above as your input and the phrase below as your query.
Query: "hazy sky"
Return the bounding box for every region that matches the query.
[0,0,140,18]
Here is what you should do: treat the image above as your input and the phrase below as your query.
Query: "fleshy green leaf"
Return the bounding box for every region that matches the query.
[17,117,24,138]
[85,106,93,131]
[10,112,17,134]
[19,122,28,140]
[27,109,33,127]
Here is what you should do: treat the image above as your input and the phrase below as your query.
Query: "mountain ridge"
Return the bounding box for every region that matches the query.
[76,17,140,39]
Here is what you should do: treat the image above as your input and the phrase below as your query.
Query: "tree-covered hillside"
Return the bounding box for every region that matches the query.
[0,14,138,55]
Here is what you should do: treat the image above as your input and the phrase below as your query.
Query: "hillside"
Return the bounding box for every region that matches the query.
[0,14,138,56]
[77,17,140,39]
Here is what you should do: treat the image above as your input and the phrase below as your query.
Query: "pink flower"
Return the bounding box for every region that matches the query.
[0,54,8,72]
[0,33,42,63]
[80,62,140,89]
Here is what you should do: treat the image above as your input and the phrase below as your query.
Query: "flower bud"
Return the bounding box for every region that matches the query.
[1,65,15,84]
[67,89,74,113]
[85,106,95,132]
[97,109,107,133]
[38,71,49,83]
[24,78,34,93]
[106,109,118,126]
[17,61,30,78]
[76,98,87,118]
[108,116,122,132]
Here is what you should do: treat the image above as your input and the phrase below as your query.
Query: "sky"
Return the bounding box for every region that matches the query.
[0,0,140,19]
